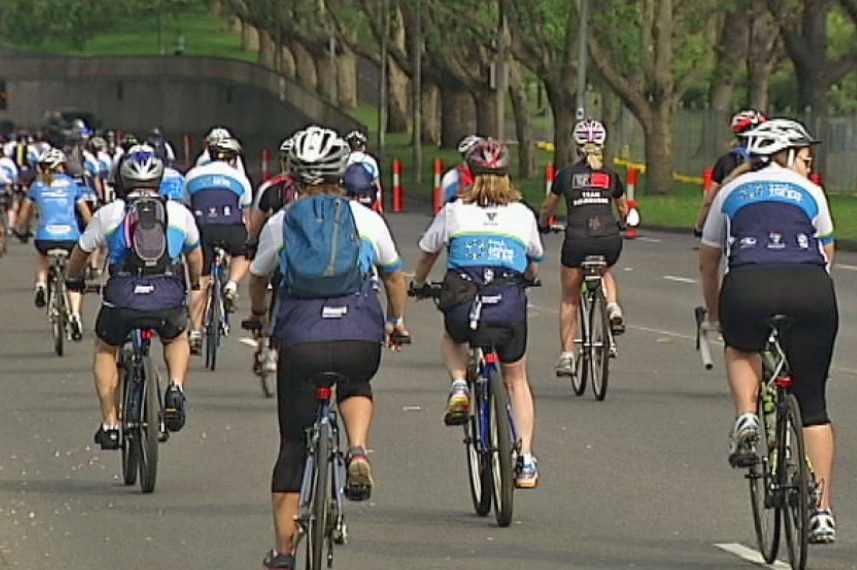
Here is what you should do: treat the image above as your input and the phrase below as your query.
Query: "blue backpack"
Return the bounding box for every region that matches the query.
[281,195,365,298]
[344,163,376,204]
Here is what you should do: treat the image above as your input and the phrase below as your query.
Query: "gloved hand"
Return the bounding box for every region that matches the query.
[408,280,433,299]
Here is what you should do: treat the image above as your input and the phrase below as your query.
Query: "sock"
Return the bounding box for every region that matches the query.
[451,379,467,390]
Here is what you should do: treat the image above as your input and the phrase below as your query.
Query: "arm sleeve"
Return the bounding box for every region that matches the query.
[26,183,39,202]
[612,172,626,199]
[240,176,253,208]
[250,216,282,276]
[371,214,404,273]
[78,210,107,252]
[550,169,565,196]
[417,205,450,253]
[814,193,835,245]
[700,187,728,248]
[182,207,201,253]
[527,215,545,262]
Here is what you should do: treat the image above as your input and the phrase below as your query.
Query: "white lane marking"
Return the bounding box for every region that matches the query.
[635,236,662,243]
[239,338,257,348]
[714,543,789,569]
[664,275,697,284]
[630,324,696,341]
[836,263,857,271]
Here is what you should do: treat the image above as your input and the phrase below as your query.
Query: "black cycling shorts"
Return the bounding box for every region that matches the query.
[199,224,247,276]
[272,340,380,493]
[561,235,622,268]
[94,305,188,347]
[444,317,527,364]
[34,239,77,257]
[720,264,838,426]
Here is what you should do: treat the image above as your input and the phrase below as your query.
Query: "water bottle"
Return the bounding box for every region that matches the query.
[762,383,777,447]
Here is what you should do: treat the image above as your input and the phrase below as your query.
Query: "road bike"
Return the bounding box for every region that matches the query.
[571,255,617,400]
[204,245,230,371]
[46,249,73,356]
[118,327,170,493]
[0,185,11,257]
[410,277,538,527]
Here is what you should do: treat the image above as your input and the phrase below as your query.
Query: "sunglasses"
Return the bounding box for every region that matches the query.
[798,155,813,168]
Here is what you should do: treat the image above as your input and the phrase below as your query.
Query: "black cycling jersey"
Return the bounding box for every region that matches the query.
[711,149,745,184]
[551,160,624,239]
[255,174,296,213]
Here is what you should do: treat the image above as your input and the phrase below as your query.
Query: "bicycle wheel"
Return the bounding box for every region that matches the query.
[49,275,64,357]
[306,422,331,570]
[781,394,809,570]
[120,359,140,486]
[465,381,492,516]
[488,366,514,527]
[590,289,610,401]
[0,206,7,257]
[571,296,588,396]
[205,283,222,371]
[750,390,780,563]
[138,355,160,493]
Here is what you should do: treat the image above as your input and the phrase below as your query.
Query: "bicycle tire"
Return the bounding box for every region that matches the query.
[781,393,809,570]
[0,208,7,257]
[751,389,781,563]
[590,288,610,401]
[571,296,588,396]
[138,355,160,493]
[121,357,140,486]
[307,421,331,570]
[50,276,65,357]
[206,282,222,371]
[465,384,492,516]
[260,365,275,398]
[488,365,514,527]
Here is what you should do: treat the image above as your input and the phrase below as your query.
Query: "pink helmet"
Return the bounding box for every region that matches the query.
[465,138,510,175]
[573,119,607,146]
[731,110,768,135]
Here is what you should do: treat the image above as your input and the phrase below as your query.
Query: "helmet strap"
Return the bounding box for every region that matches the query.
[786,148,796,169]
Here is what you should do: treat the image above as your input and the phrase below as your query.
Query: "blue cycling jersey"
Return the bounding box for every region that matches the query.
[28,174,88,241]
[160,167,187,203]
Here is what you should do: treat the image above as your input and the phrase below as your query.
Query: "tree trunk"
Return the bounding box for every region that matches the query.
[337,47,359,109]
[291,41,318,90]
[746,4,776,112]
[258,30,275,68]
[747,61,772,111]
[387,57,410,134]
[242,22,260,53]
[601,86,623,167]
[280,45,297,79]
[475,88,498,138]
[440,86,474,149]
[421,83,440,145]
[315,50,337,101]
[508,60,535,179]
[544,79,576,168]
[643,99,677,195]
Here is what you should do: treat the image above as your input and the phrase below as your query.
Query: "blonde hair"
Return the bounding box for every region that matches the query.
[720,161,756,186]
[462,174,522,207]
[298,183,346,197]
[578,143,604,170]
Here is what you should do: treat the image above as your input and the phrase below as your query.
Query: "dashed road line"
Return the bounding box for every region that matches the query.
[664,275,697,284]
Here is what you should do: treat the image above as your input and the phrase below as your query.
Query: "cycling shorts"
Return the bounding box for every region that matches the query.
[561,235,622,268]
[199,224,247,276]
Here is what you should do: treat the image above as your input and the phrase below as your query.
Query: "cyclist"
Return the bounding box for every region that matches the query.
[440,134,481,203]
[694,109,768,236]
[65,151,203,449]
[146,127,176,165]
[411,137,544,488]
[13,148,92,340]
[698,118,838,543]
[185,136,253,352]
[195,126,248,175]
[245,126,409,569]
[538,118,629,377]
[155,143,187,205]
[344,130,382,209]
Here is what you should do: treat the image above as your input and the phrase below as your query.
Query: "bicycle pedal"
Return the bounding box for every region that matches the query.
[344,484,371,502]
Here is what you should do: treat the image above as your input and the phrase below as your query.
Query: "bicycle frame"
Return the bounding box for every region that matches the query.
[470,348,521,461]
[578,259,616,357]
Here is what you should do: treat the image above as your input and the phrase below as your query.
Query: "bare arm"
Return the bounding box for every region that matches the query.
[247,209,269,242]
[824,243,835,267]
[615,195,629,220]
[249,273,270,315]
[380,269,408,321]
[77,200,92,226]
[539,193,561,227]
[14,199,33,232]
[67,245,92,280]
[698,245,723,322]
[184,247,203,288]
[413,250,441,284]
[695,182,721,232]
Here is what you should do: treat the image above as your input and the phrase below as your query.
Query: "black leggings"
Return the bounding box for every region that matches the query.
[271,341,381,493]
[720,265,838,426]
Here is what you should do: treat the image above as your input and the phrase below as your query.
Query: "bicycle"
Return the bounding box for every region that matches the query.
[243,319,276,398]
[697,312,819,570]
[118,326,169,493]
[571,255,617,401]
[0,185,11,257]
[46,249,73,356]
[204,244,230,371]
[410,277,538,527]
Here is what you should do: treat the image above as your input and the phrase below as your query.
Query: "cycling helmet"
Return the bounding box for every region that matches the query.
[743,118,819,157]
[279,135,295,158]
[88,136,107,152]
[573,119,607,146]
[345,130,368,150]
[119,151,164,190]
[288,127,350,185]
[457,135,481,156]
[465,137,511,176]
[210,137,242,161]
[731,110,768,135]
[205,127,231,144]
[38,148,67,171]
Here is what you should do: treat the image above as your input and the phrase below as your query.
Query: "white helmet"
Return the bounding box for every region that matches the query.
[744,118,818,157]
[127,143,156,155]
[279,136,295,157]
[210,137,242,160]
[288,127,350,185]
[205,127,232,144]
[38,148,67,171]
[573,119,607,146]
[120,151,164,190]
[345,130,368,150]
[457,135,481,156]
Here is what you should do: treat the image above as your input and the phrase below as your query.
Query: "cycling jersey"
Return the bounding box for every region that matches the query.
[0,156,18,185]
[79,197,200,311]
[184,160,252,225]
[419,200,544,322]
[252,201,403,346]
[194,149,247,175]
[711,147,751,185]
[551,161,625,239]
[26,174,88,241]
[160,166,187,203]
[701,163,834,271]
[441,164,475,203]
[254,174,297,214]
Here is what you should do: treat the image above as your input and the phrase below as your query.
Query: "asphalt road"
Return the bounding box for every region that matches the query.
[2,213,857,570]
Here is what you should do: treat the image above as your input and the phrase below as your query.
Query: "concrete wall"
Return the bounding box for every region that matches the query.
[0,50,365,151]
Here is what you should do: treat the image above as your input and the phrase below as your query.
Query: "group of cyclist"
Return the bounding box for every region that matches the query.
[0,106,841,563]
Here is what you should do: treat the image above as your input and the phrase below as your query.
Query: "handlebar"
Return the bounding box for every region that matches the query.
[694,306,714,370]
[244,318,412,345]
[241,319,263,331]
[409,276,542,301]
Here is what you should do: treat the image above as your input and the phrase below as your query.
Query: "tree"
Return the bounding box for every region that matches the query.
[0,0,122,50]
[587,0,719,194]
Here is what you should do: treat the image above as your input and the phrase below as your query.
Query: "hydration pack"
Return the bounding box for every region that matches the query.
[281,195,365,298]
[122,196,172,276]
[344,162,376,206]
